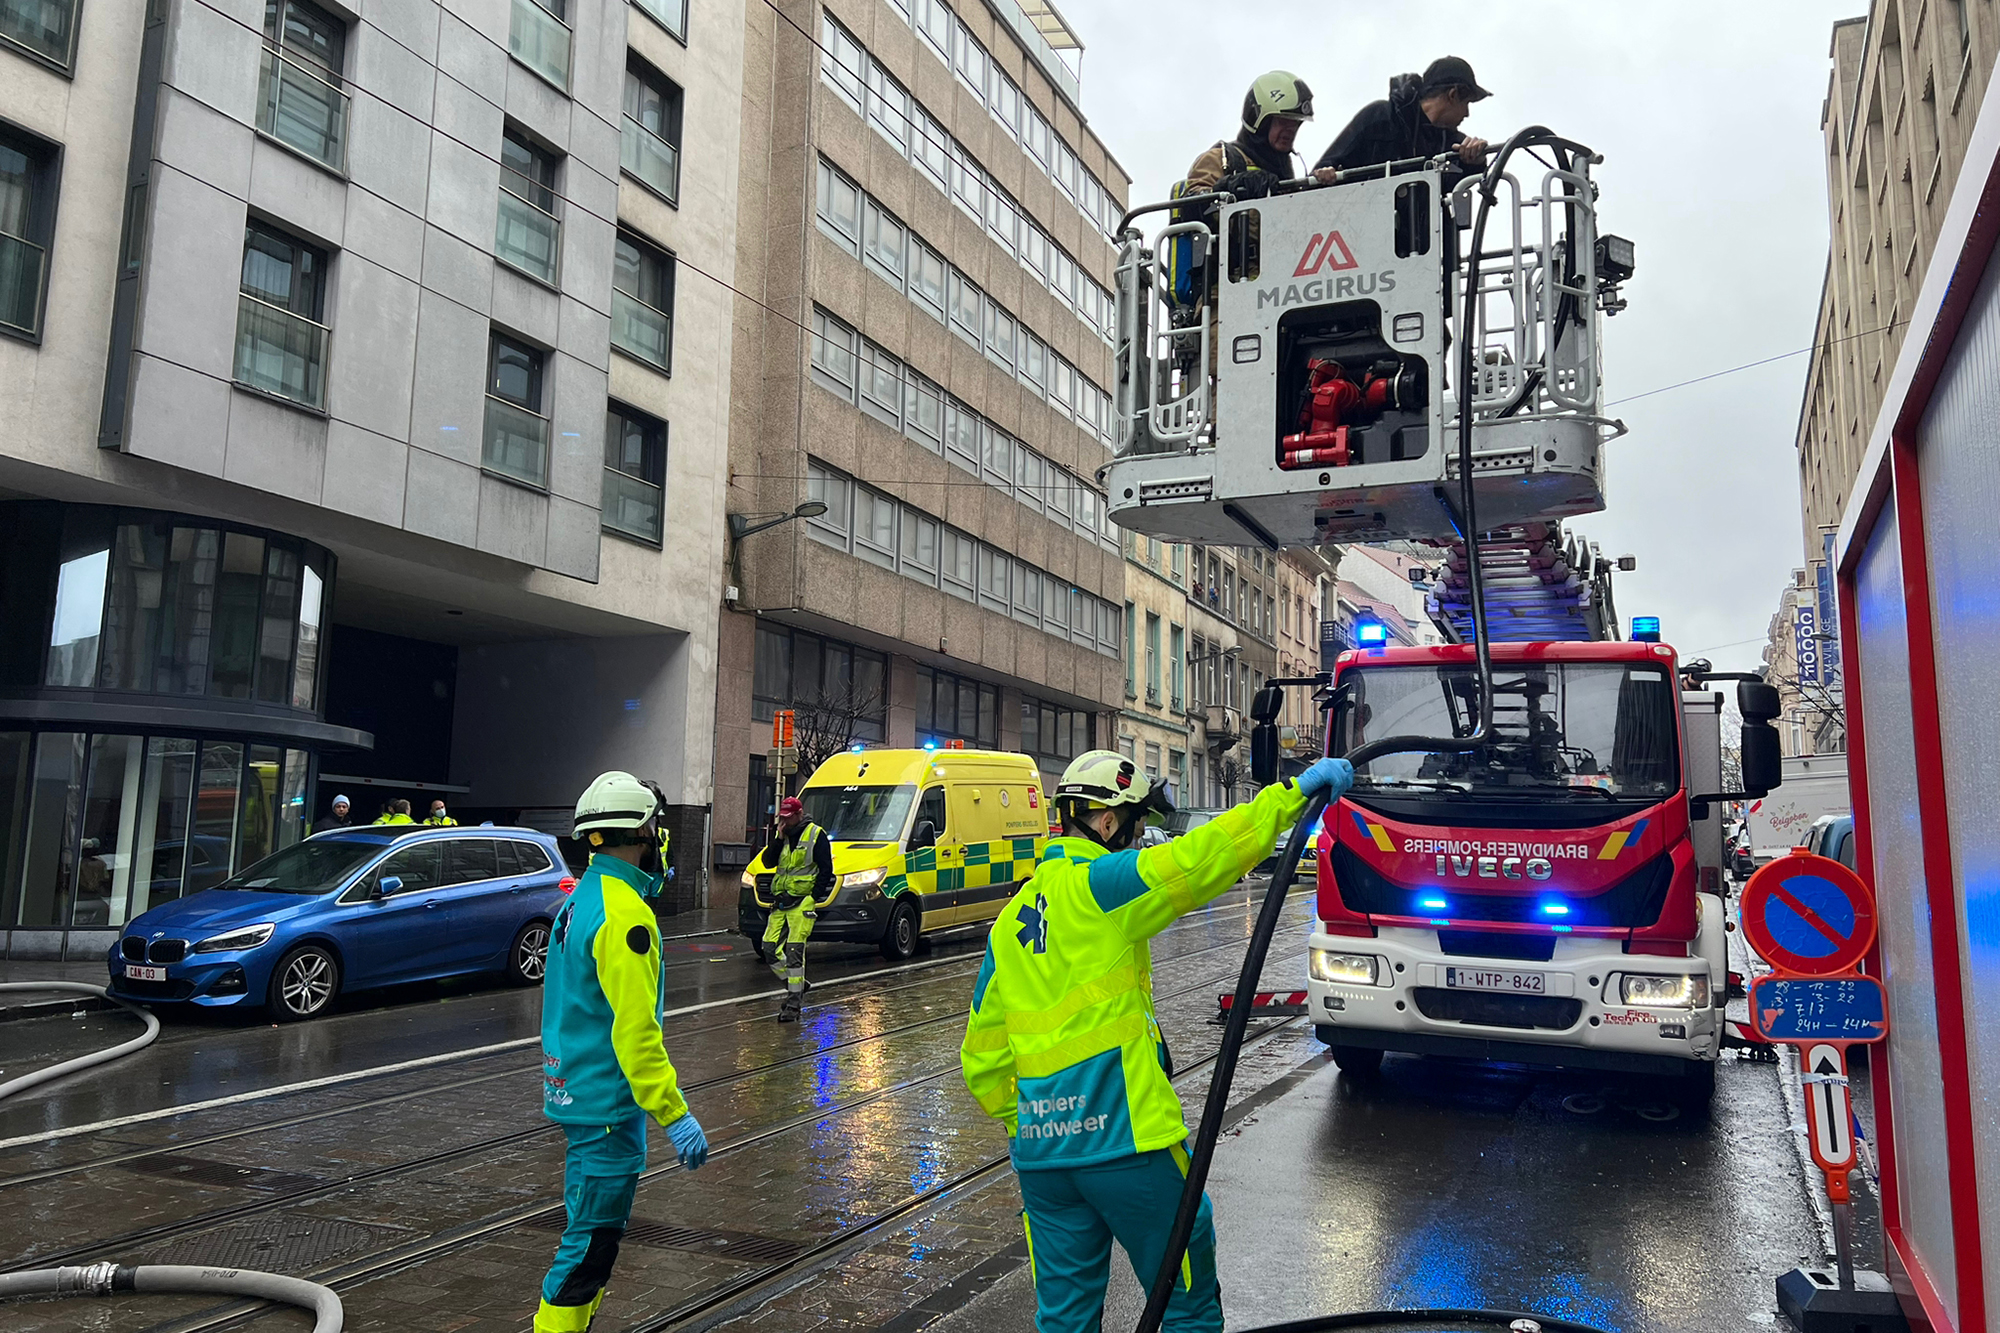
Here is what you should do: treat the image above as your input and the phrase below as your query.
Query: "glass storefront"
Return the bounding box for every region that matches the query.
[0,729,310,931]
[1,502,354,954]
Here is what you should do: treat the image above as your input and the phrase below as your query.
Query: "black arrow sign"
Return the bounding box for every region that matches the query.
[1811,1050,1851,1165]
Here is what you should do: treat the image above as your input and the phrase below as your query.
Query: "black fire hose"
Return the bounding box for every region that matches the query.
[1134,128,1611,1333]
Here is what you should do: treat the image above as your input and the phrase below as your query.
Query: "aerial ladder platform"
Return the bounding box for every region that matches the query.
[1418,520,1630,645]
[1103,135,1634,558]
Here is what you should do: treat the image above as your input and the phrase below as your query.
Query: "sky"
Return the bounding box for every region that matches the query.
[1052,0,1860,673]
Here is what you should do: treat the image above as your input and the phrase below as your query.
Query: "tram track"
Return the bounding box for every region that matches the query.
[124,957,1306,1333]
[7,918,1304,1278]
[0,894,1283,1187]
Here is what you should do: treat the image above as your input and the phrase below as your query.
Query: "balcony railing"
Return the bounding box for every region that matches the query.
[508,0,571,90]
[602,468,664,544]
[631,0,687,41]
[483,395,550,488]
[0,0,75,67]
[0,229,47,338]
[256,44,347,172]
[620,116,681,204]
[233,293,329,408]
[496,184,561,285]
[612,288,671,370]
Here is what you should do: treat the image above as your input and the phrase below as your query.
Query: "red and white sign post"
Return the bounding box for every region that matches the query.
[1740,850,1894,1326]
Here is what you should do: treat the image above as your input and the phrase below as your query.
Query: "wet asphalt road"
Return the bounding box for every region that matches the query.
[0,888,1847,1333]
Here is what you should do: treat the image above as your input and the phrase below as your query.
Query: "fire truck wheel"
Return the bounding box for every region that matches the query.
[1329,1044,1383,1077]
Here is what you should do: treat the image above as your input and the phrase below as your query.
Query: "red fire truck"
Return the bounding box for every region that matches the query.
[1301,637,1779,1104]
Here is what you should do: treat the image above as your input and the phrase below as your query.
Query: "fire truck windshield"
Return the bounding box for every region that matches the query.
[1334,661,1680,801]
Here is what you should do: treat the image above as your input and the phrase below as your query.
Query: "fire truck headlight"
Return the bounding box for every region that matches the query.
[1311,950,1379,985]
[1619,973,1708,1008]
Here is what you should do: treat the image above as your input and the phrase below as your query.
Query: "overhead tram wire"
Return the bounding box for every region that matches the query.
[1606,318,1910,407]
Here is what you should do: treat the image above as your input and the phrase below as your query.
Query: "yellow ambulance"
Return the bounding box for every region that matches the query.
[738,748,1049,961]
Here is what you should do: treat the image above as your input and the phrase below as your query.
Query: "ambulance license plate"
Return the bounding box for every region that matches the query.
[126,965,166,982]
[1445,967,1545,995]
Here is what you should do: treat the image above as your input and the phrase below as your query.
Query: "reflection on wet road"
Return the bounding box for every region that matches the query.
[0,883,1842,1333]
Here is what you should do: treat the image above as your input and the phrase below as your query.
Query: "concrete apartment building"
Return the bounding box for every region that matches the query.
[1795,4,1998,549]
[0,0,742,957]
[714,0,1131,862]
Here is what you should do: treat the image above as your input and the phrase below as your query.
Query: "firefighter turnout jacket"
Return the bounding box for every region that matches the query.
[960,779,1310,1168]
[542,854,691,1128]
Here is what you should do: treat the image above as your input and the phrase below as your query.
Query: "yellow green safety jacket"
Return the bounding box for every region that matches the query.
[960,779,1309,1169]
[541,854,691,1128]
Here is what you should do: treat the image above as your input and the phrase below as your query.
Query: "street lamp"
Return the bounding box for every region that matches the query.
[726,501,830,596]
[728,501,828,542]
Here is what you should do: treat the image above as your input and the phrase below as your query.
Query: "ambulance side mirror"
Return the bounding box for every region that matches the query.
[909,820,937,851]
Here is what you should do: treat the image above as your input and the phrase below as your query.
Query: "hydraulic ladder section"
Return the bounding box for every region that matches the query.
[1419,521,1627,644]
[1104,145,1633,551]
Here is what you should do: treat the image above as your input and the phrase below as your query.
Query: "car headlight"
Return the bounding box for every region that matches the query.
[840,867,887,899]
[1310,949,1378,985]
[1619,973,1708,1008]
[193,922,276,954]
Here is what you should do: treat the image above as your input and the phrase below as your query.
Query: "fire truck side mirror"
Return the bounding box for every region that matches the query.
[1251,723,1280,787]
[1739,723,1783,798]
[1736,680,1782,723]
[1250,684,1286,725]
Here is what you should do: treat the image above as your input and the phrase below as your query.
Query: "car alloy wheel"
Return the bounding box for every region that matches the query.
[511,922,551,985]
[271,946,338,1020]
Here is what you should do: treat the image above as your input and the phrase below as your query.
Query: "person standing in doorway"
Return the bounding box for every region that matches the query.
[761,796,833,1023]
[312,794,353,834]
[424,800,458,826]
[533,771,708,1332]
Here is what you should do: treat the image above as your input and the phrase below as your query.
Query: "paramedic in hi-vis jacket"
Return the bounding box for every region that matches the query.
[533,771,710,1333]
[960,749,1354,1333]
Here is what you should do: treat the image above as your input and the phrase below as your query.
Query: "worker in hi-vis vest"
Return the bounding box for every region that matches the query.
[761,796,833,1022]
[960,749,1354,1333]
[533,771,709,1332]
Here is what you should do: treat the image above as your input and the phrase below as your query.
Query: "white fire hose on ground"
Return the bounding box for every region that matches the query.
[0,986,343,1328]
[0,1263,343,1331]
[0,982,161,1101]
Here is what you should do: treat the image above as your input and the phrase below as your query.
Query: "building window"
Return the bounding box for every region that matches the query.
[632,0,688,44]
[805,460,852,547]
[0,122,58,340]
[853,485,899,569]
[496,127,561,284]
[810,309,857,398]
[233,220,329,409]
[621,60,682,204]
[1145,613,1161,704]
[1021,698,1091,761]
[604,402,666,545]
[862,198,906,285]
[483,331,549,488]
[816,159,862,253]
[917,666,997,748]
[0,0,78,70]
[257,0,347,171]
[754,622,887,740]
[508,0,571,91]
[1170,624,1185,711]
[612,231,674,370]
[1123,601,1136,698]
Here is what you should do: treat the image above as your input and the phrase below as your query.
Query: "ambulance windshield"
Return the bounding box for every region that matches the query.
[1333,662,1680,801]
[801,785,918,842]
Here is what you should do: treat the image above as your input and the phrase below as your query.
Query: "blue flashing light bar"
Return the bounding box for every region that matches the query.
[1419,896,1449,911]
[1540,900,1571,917]
[1552,925,1573,933]
[1631,615,1661,643]
[850,743,867,753]
[1429,918,1451,926]
[1355,616,1389,646]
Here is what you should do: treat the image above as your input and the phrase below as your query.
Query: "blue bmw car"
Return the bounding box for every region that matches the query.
[108,826,574,1021]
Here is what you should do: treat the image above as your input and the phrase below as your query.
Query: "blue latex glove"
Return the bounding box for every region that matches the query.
[666,1111,708,1170]
[1296,757,1355,800]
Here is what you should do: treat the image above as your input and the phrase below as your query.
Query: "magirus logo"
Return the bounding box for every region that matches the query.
[1293,231,1359,277]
